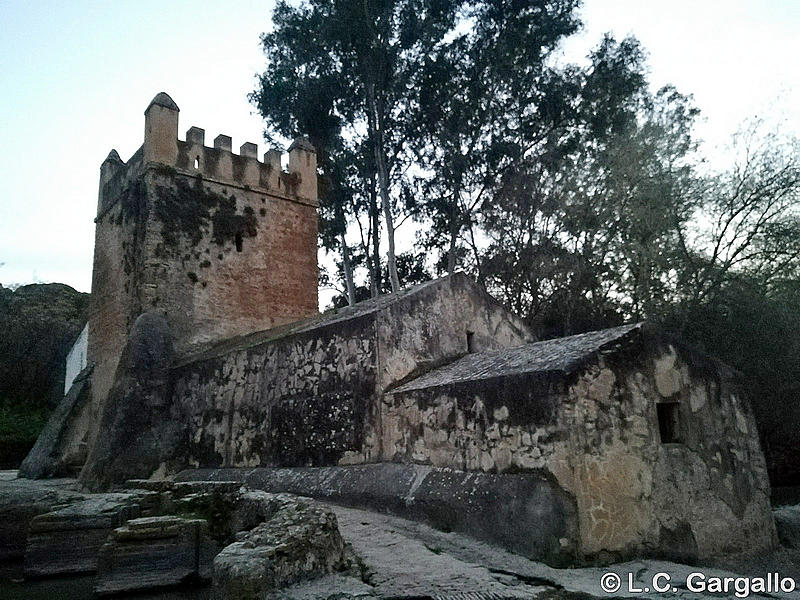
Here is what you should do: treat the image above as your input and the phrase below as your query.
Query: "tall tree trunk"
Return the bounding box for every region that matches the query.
[366,83,400,293]
[335,202,356,306]
[447,192,461,274]
[340,230,356,306]
[368,174,381,297]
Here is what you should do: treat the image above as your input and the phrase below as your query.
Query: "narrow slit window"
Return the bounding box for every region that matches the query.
[466,331,475,353]
[235,232,243,252]
[194,156,200,169]
[657,402,681,443]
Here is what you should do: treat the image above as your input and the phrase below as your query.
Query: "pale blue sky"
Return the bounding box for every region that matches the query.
[1,0,798,293]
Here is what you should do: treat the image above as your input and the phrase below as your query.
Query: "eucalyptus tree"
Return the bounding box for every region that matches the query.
[407,0,582,276]
[252,0,463,294]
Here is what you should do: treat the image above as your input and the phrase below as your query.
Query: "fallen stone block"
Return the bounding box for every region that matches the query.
[23,491,159,577]
[95,515,218,596]
[212,498,345,599]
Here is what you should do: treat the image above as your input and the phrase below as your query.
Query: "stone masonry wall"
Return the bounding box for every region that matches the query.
[381,336,775,562]
[172,314,378,469]
[376,273,533,390]
[83,94,319,466]
[168,275,532,473]
[86,152,148,450]
[139,168,318,357]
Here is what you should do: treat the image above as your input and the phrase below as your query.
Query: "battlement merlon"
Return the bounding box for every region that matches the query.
[139,91,317,205]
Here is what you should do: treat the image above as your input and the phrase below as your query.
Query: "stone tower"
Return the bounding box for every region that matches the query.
[84,92,319,451]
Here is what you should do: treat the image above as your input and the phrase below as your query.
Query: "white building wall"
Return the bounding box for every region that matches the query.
[64,323,88,395]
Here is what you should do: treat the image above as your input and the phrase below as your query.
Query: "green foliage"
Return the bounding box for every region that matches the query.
[0,400,49,444]
[0,400,50,469]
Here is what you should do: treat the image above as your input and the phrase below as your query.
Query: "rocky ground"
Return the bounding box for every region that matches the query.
[3,471,800,599]
[285,504,800,599]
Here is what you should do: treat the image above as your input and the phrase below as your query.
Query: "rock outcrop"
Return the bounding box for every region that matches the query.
[79,311,179,491]
[24,491,160,576]
[775,505,800,549]
[95,516,218,596]
[0,475,85,561]
[0,283,89,468]
[212,496,346,599]
[3,475,348,596]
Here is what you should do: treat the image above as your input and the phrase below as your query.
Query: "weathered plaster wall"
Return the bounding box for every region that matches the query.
[380,335,775,562]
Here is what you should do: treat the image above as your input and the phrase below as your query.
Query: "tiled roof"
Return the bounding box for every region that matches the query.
[392,322,644,393]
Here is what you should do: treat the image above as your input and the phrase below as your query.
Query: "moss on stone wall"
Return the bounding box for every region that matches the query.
[154,177,216,248]
[211,198,257,246]
[152,176,258,250]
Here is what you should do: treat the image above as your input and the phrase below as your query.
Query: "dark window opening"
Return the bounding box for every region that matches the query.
[466,331,475,353]
[194,156,200,169]
[235,232,243,252]
[657,402,681,443]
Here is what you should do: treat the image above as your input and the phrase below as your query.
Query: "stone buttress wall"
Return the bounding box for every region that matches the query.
[381,333,775,562]
[168,274,532,472]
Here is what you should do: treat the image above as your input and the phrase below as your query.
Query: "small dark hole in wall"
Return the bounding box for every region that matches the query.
[466,331,475,353]
[194,156,200,169]
[657,402,681,443]
[235,232,243,252]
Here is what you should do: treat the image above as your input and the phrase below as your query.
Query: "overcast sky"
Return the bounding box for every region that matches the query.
[1,0,798,293]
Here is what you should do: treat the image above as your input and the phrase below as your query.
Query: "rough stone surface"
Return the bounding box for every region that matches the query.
[212,496,345,599]
[0,473,85,561]
[18,365,93,479]
[175,322,775,565]
[95,516,218,596]
[775,505,800,549]
[275,504,800,600]
[79,311,178,490]
[379,325,776,562]
[23,491,159,576]
[176,464,578,564]
[170,273,531,470]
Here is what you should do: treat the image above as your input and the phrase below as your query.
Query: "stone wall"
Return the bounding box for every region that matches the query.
[169,275,532,472]
[85,151,148,453]
[380,331,775,562]
[138,168,318,357]
[173,314,378,470]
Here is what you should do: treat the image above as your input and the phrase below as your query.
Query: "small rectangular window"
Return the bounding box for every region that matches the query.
[466,331,475,353]
[657,402,681,443]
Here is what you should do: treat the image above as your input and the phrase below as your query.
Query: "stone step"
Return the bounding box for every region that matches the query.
[23,491,160,577]
[95,516,218,597]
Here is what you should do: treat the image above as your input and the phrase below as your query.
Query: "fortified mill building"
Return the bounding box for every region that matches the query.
[21,93,777,567]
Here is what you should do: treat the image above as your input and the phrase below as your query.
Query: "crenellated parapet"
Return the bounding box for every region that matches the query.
[98,92,317,217]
